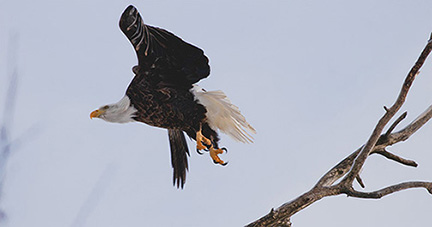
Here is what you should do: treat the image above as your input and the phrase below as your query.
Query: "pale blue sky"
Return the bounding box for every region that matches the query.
[1,1,432,226]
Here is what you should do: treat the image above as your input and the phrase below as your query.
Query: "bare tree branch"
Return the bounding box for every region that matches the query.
[246,34,432,227]
[341,34,432,185]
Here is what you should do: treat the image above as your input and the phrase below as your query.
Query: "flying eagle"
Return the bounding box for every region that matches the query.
[90,5,255,188]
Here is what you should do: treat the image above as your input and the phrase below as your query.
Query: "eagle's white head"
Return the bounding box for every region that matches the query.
[90,96,137,123]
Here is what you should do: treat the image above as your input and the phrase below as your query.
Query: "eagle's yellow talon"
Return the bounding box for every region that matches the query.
[210,147,227,165]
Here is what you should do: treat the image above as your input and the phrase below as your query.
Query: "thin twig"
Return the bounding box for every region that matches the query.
[344,181,432,198]
[70,164,116,227]
[373,149,418,167]
[385,112,407,136]
[0,33,20,222]
[356,175,366,188]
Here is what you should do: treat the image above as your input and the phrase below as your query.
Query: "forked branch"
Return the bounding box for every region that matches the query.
[246,33,432,227]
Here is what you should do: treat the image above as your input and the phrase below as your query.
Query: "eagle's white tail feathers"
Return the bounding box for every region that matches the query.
[191,85,256,143]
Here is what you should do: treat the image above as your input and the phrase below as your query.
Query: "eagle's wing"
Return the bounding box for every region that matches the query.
[119,5,210,88]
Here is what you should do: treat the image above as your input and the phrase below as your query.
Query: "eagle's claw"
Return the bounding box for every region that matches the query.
[196,148,209,155]
[213,160,228,166]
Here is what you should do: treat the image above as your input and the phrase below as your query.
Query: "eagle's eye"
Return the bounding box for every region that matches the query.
[102,105,109,110]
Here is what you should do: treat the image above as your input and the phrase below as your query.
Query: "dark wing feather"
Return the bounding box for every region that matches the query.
[119,5,210,88]
[168,129,189,189]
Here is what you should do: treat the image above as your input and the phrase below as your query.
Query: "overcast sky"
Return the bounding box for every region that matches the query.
[1,0,432,226]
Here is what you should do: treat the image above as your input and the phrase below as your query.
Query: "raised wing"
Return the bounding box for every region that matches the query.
[119,5,210,88]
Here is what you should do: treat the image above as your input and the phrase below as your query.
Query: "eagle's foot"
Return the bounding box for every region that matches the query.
[210,147,228,166]
[196,129,212,153]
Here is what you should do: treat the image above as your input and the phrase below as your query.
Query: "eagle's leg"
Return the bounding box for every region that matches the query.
[196,128,211,152]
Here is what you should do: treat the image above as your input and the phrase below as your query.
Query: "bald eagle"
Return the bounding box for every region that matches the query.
[90,5,255,188]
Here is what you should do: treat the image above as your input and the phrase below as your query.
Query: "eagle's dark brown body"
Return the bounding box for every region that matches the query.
[126,67,215,140]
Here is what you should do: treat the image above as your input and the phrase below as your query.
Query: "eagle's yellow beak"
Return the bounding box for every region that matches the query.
[90,109,105,119]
